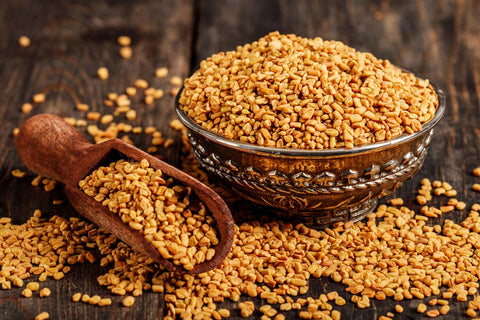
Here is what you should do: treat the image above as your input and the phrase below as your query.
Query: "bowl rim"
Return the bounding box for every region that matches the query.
[175,85,445,157]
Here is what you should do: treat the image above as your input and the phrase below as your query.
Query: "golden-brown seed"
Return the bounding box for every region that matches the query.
[417,303,427,313]
[473,184,480,192]
[97,67,109,80]
[27,282,40,291]
[33,93,46,103]
[118,36,131,46]
[11,169,27,178]
[21,103,33,114]
[155,67,168,78]
[34,312,49,320]
[119,47,132,59]
[169,76,183,86]
[22,288,33,298]
[76,103,89,111]
[122,296,135,307]
[473,167,480,177]
[134,79,148,89]
[72,293,82,302]
[18,35,31,47]
[39,288,51,297]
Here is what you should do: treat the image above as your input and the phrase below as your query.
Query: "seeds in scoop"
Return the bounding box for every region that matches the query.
[79,159,219,270]
[18,35,31,47]
[97,67,109,80]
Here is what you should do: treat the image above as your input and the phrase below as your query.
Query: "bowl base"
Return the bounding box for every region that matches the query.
[272,198,378,230]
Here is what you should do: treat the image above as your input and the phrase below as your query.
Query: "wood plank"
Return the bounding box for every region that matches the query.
[193,0,480,319]
[0,0,194,319]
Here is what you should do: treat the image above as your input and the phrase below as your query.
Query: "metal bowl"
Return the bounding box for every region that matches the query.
[175,88,445,228]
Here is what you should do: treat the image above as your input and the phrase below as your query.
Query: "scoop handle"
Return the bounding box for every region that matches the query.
[16,114,92,183]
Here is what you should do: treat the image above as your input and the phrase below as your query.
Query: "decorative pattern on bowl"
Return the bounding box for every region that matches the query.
[176,88,445,228]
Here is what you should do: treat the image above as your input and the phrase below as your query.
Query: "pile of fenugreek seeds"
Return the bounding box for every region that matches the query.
[5,32,480,320]
[78,158,219,271]
[179,31,439,149]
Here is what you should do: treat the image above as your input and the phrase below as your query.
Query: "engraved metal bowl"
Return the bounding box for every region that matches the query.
[175,88,445,228]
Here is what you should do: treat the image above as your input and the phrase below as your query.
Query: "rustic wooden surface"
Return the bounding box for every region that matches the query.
[0,0,479,319]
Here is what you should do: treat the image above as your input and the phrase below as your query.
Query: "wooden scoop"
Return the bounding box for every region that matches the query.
[16,114,235,274]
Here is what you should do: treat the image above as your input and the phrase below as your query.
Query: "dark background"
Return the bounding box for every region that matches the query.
[0,0,479,319]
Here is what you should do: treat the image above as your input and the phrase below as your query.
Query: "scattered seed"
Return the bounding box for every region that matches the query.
[119,47,132,59]
[118,36,131,46]
[18,35,31,47]
[122,296,135,307]
[33,93,46,103]
[97,67,109,80]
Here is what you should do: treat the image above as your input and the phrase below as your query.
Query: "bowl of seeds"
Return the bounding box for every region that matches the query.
[175,31,445,228]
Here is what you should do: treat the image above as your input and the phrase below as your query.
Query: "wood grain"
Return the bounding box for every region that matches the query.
[1,0,480,319]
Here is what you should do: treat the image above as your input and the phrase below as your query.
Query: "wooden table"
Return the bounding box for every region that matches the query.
[1,0,479,319]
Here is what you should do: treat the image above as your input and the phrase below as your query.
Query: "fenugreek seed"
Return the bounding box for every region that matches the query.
[126,87,137,96]
[76,103,89,111]
[144,95,154,105]
[22,288,33,298]
[122,296,135,307]
[126,110,137,120]
[466,308,477,317]
[76,119,87,126]
[12,128,19,136]
[11,169,27,178]
[21,102,33,114]
[170,88,180,96]
[97,67,109,80]
[18,35,31,47]
[331,310,341,320]
[118,36,131,46]
[426,309,440,318]
[34,312,49,320]
[89,295,101,305]
[155,67,168,78]
[98,298,112,306]
[101,114,114,124]
[134,79,148,89]
[119,47,132,59]
[473,167,480,177]
[416,195,428,205]
[153,89,164,99]
[72,293,82,302]
[169,76,183,86]
[87,112,101,121]
[33,93,46,103]
[39,288,51,297]
[27,282,40,291]
[395,304,404,313]
[439,305,450,315]
[417,303,427,313]
[473,184,480,192]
